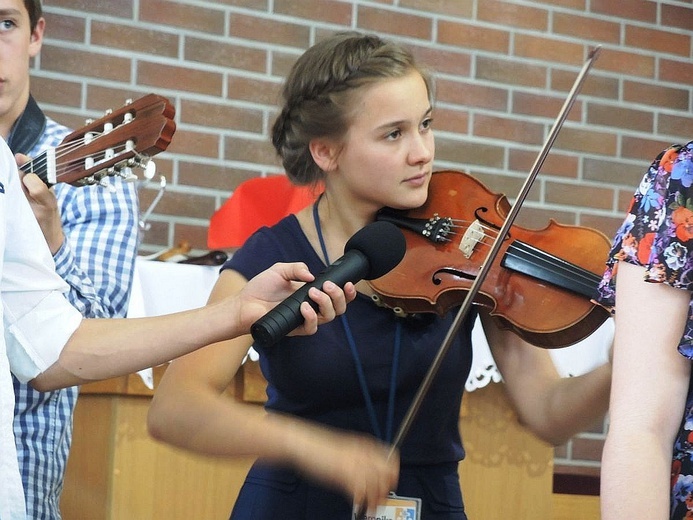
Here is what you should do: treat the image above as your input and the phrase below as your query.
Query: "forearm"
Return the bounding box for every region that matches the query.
[32,299,244,391]
[535,362,611,445]
[601,426,673,519]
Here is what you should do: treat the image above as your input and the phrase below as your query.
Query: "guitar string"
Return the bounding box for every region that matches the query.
[22,133,138,181]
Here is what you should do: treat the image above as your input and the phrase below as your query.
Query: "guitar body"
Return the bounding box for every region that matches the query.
[21,94,176,187]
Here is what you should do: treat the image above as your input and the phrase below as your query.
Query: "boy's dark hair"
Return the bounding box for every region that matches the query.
[25,0,42,32]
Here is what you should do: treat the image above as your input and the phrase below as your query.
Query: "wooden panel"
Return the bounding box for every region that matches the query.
[459,382,554,519]
[63,367,563,519]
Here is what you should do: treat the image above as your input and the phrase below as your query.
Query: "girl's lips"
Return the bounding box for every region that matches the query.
[403,172,429,186]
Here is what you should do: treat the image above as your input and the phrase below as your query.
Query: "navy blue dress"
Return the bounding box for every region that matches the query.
[224,215,475,519]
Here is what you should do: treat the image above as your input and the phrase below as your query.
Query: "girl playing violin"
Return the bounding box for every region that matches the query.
[147,31,612,519]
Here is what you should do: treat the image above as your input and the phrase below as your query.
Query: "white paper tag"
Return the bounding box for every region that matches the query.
[352,493,421,520]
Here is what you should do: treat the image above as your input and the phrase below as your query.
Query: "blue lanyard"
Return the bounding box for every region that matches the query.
[312,200,401,443]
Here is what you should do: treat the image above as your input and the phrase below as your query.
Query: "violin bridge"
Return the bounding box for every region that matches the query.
[459,220,484,258]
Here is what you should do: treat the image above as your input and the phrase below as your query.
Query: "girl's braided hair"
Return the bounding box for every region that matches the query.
[271,32,431,185]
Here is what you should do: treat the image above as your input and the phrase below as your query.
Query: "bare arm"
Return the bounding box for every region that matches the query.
[31,262,354,391]
[148,269,398,513]
[601,261,691,520]
[482,310,612,446]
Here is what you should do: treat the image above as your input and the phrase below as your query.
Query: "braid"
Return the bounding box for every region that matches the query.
[271,32,430,185]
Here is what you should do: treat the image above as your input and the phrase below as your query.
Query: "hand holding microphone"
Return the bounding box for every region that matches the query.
[251,221,406,347]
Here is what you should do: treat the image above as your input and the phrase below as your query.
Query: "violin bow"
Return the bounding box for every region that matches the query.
[388,45,603,457]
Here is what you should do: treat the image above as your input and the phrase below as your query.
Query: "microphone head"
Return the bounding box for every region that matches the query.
[344,221,406,280]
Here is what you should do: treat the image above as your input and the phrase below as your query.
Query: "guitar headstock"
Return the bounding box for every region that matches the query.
[23,93,176,187]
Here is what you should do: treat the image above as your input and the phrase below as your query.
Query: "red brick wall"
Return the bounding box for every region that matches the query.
[36,0,693,480]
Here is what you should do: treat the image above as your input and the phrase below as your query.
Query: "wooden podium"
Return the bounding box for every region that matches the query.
[60,362,559,520]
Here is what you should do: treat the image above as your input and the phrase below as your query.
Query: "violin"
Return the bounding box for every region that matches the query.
[369,170,611,349]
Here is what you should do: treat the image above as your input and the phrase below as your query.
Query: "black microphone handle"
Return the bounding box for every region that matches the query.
[250,250,369,346]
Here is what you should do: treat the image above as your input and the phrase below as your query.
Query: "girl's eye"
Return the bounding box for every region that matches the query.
[386,129,401,140]
[421,118,433,131]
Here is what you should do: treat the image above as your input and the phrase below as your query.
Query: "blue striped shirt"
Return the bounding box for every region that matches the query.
[12,115,140,519]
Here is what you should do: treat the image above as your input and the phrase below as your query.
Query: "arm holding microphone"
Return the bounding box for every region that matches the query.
[148,221,405,512]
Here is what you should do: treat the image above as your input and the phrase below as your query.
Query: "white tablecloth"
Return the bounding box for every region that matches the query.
[127,258,613,390]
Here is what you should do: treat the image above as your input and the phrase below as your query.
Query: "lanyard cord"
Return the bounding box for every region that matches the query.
[312,199,400,443]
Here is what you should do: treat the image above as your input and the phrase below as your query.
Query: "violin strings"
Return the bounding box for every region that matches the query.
[445,217,600,293]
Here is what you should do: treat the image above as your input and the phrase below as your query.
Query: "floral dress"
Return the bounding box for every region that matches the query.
[596,141,693,519]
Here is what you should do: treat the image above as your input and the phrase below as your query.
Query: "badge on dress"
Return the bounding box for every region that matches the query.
[352,493,421,520]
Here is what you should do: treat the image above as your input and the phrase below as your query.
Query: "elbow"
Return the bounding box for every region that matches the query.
[147,396,172,443]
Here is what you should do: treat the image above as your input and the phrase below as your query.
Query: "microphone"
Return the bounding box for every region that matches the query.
[250,220,406,347]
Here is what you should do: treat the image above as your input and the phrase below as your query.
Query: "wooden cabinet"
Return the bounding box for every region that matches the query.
[61,364,590,519]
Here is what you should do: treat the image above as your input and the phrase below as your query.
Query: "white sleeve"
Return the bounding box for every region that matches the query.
[0,138,82,382]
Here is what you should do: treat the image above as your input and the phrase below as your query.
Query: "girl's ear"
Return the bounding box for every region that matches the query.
[309,138,339,172]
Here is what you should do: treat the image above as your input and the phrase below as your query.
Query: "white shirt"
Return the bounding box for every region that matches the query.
[0,138,82,519]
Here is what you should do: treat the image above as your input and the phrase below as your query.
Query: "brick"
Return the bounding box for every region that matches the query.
[512,92,582,123]
[591,0,656,23]
[179,100,264,133]
[435,137,505,168]
[146,189,217,220]
[514,34,584,65]
[553,127,617,156]
[215,0,269,8]
[617,189,635,213]
[41,46,131,82]
[508,149,579,179]
[172,223,212,251]
[623,80,690,110]
[528,0,586,10]
[224,136,280,167]
[551,69,619,100]
[553,12,620,44]
[46,0,132,18]
[138,61,224,97]
[399,0,473,18]
[434,107,469,135]
[659,58,693,86]
[85,86,164,114]
[228,76,282,107]
[410,44,472,78]
[625,25,691,57]
[476,56,547,88]
[593,47,655,78]
[586,103,654,133]
[178,161,258,192]
[271,50,303,78]
[274,0,352,25]
[473,114,545,145]
[621,136,678,163]
[478,1,549,31]
[185,37,267,73]
[167,128,221,159]
[43,13,85,43]
[545,180,612,210]
[435,78,508,112]
[230,13,311,47]
[31,77,82,108]
[662,3,693,32]
[140,0,225,35]
[357,6,433,41]
[438,21,509,54]
[658,114,693,141]
[91,21,179,58]
[583,157,646,187]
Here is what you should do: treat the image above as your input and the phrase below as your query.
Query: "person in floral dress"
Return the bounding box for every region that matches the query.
[598,141,693,520]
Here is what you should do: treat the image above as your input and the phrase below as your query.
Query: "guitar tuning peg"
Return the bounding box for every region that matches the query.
[141,159,157,180]
[118,167,139,183]
[98,177,117,193]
